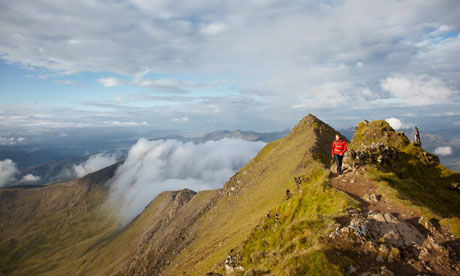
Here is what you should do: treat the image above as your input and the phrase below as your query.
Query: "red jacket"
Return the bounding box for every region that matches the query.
[332,139,347,157]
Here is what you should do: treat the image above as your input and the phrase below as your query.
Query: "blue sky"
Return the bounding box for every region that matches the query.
[1,0,460,140]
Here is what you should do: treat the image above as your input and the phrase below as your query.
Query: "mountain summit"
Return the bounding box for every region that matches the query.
[1,114,459,275]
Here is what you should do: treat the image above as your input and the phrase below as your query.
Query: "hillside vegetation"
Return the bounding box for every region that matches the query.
[1,114,460,275]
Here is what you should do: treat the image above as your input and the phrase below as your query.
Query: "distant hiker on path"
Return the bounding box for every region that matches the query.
[332,134,347,175]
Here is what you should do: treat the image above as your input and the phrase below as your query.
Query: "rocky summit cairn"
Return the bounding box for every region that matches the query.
[413,126,421,147]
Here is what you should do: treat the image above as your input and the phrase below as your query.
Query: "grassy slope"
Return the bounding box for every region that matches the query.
[0,166,119,276]
[79,189,220,276]
[163,114,358,275]
[350,120,460,235]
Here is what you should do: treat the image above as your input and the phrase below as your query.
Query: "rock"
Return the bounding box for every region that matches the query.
[419,236,449,259]
[347,264,358,275]
[380,266,395,276]
[285,189,291,200]
[378,243,391,257]
[376,255,385,263]
[418,216,440,234]
[225,253,244,274]
[413,126,421,147]
[366,212,424,247]
[363,193,382,203]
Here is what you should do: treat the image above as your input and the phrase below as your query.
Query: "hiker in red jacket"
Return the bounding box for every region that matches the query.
[332,134,347,175]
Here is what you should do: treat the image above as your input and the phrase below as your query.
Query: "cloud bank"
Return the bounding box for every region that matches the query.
[0,159,18,187]
[108,138,265,225]
[73,153,118,178]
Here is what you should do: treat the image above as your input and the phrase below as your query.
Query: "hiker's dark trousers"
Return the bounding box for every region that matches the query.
[334,154,343,174]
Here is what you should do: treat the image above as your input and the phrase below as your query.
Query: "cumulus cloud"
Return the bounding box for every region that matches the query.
[108,138,265,225]
[385,117,413,130]
[0,159,18,187]
[434,146,453,156]
[1,1,460,131]
[73,153,118,178]
[19,174,41,183]
[380,75,454,106]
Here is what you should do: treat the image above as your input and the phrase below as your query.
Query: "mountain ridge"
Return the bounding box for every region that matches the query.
[1,114,459,275]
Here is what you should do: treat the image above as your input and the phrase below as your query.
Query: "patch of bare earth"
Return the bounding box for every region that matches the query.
[328,167,460,276]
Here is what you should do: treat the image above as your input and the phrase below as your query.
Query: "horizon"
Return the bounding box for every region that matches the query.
[1,1,459,137]
[1,1,460,177]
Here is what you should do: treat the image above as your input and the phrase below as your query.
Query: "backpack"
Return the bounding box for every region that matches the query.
[334,140,344,151]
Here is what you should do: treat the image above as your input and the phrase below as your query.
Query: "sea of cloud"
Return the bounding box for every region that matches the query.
[108,138,265,225]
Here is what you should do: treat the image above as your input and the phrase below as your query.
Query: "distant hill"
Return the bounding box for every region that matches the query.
[1,115,459,275]
[8,129,288,187]
[197,129,290,143]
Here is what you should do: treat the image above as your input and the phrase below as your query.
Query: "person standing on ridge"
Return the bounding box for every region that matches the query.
[332,134,347,175]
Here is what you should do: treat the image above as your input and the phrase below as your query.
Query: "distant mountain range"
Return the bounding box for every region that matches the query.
[1,114,459,275]
[1,129,290,187]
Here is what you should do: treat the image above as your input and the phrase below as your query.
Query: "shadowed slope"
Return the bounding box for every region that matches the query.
[160,114,358,275]
[0,164,120,276]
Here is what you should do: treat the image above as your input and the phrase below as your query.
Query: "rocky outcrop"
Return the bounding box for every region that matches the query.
[413,126,421,147]
[329,209,460,275]
[345,142,399,167]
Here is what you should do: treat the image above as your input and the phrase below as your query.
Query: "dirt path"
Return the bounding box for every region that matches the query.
[329,167,460,275]
[330,167,419,221]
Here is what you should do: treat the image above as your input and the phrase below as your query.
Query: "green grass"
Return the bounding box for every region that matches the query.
[162,115,359,275]
[351,120,460,236]
[0,179,119,276]
[238,165,358,275]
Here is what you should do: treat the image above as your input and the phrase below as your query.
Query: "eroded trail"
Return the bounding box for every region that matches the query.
[330,167,419,221]
[328,167,460,276]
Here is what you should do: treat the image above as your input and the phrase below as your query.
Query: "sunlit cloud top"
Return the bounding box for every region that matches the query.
[1,0,460,135]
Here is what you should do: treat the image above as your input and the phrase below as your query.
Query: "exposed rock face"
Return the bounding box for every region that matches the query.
[329,209,459,275]
[116,189,218,276]
[413,126,421,147]
[345,142,399,167]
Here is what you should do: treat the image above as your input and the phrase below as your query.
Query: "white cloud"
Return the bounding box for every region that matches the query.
[0,159,18,187]
[0,136,27,145]
[384,117,413,130]
[434,146,453,156]
[19,174,41,183]
[97,77,121,87]
[171,117,190,123]
[380,75,454,106]
[108,138,265,225]
[0,0,460,131]
[73,153,118,178]
[385,118,403,130]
